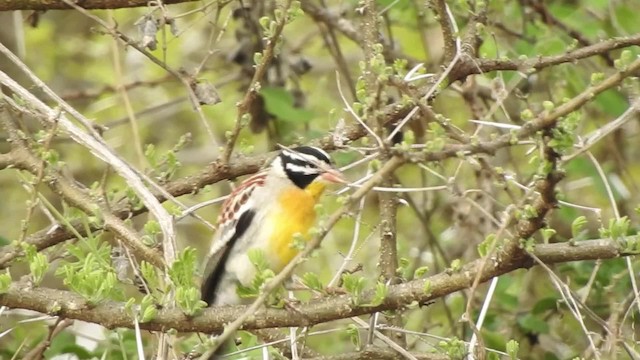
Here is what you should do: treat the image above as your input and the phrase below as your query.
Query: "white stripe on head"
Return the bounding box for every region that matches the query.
[285,162,320,175]
[310,146,331,162]
[283,150,323,166]
[282,149,308,162]
[283,146,332,165]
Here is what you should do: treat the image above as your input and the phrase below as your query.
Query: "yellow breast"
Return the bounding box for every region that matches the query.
[268,181,326,270]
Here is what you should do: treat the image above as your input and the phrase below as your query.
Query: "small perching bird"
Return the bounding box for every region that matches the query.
[200,146,346,307]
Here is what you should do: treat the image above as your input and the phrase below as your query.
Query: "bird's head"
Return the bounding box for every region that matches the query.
[275,146,346,189]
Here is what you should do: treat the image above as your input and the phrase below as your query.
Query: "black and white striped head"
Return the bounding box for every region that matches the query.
[276,146,345,189]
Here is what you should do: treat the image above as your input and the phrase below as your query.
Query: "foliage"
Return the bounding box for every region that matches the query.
[0,0,639,359]
[168,247,207,316]
[55,234,123,305]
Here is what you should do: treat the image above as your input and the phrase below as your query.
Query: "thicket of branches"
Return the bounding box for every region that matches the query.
[0,0,640,359]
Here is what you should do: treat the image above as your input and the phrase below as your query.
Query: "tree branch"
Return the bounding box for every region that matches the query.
[0,107,165,268]
[0,43,176,266]
[523,0,614,66]
[304,346,448,360]
[0,0,636,81]
[0,0,194,10]
[460,33,640,82]
[22,318,74,360]
[431,0,457,62]
[0,239,626,334]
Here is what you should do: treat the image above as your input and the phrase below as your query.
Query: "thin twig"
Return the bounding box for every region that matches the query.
[0,44,175,266]
[221,0,294,163]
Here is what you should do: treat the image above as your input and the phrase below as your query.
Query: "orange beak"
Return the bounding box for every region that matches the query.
[320,168,347,184]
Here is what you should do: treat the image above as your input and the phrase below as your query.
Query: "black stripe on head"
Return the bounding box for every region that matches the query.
[280,146,332,189]
[292,146,331,164]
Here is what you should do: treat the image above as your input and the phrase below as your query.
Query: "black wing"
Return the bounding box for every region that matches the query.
[201,209,255,306]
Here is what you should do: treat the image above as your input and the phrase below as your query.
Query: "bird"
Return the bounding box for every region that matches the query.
[200,145,346,308]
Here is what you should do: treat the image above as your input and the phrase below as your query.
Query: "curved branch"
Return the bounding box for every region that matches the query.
[0,0,637,83]
[0,0,194,10]
[0,239,625,334]
[0,110,165,268]
[454,33,640,82]
[523,0,614,66]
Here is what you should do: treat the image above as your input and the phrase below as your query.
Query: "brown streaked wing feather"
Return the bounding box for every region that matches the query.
[217,172,266,230]
[206,171,267,253]
[200,171,267,305]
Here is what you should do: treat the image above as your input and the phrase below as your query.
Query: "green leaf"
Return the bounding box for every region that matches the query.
[55,236,121,304]
[259,16,270,31]
[423,279,432,295]
[517,313,550,334]
[506,339,519,359]
[346,324,360,350]
[247,248,270,272]
[413,266,429,279]
[290,232,306,251]
[396,257,410,278]
[175,286,207,316]
[438,337,466,358]
[478,234,496,257]
[144,144,157,167]
[541,228,556,243]
[45,331,95,359]
[22,243,49,285]
[139,294,158,322]
[342,273,366,304]
[496,292,519,311]
[143,220,161,235]
[610,217,630,240]
[301,272,323,292]
[287,1,304,20]
[571,216,588,239]
[482,330,508,355]
[532,297,558,314]
[450,258,462,272]
[253,52,264,66]
[124,298,136,316]
[50,344,94,359]
[260,87,314,123]
[600,217,630,240]
[140,261,159,292]
[0,270,11,294]
[141,305,158,323]
[364,281,387,307]
[236,282,260,299]
[236,249,277,301]
[168,247,198,288]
